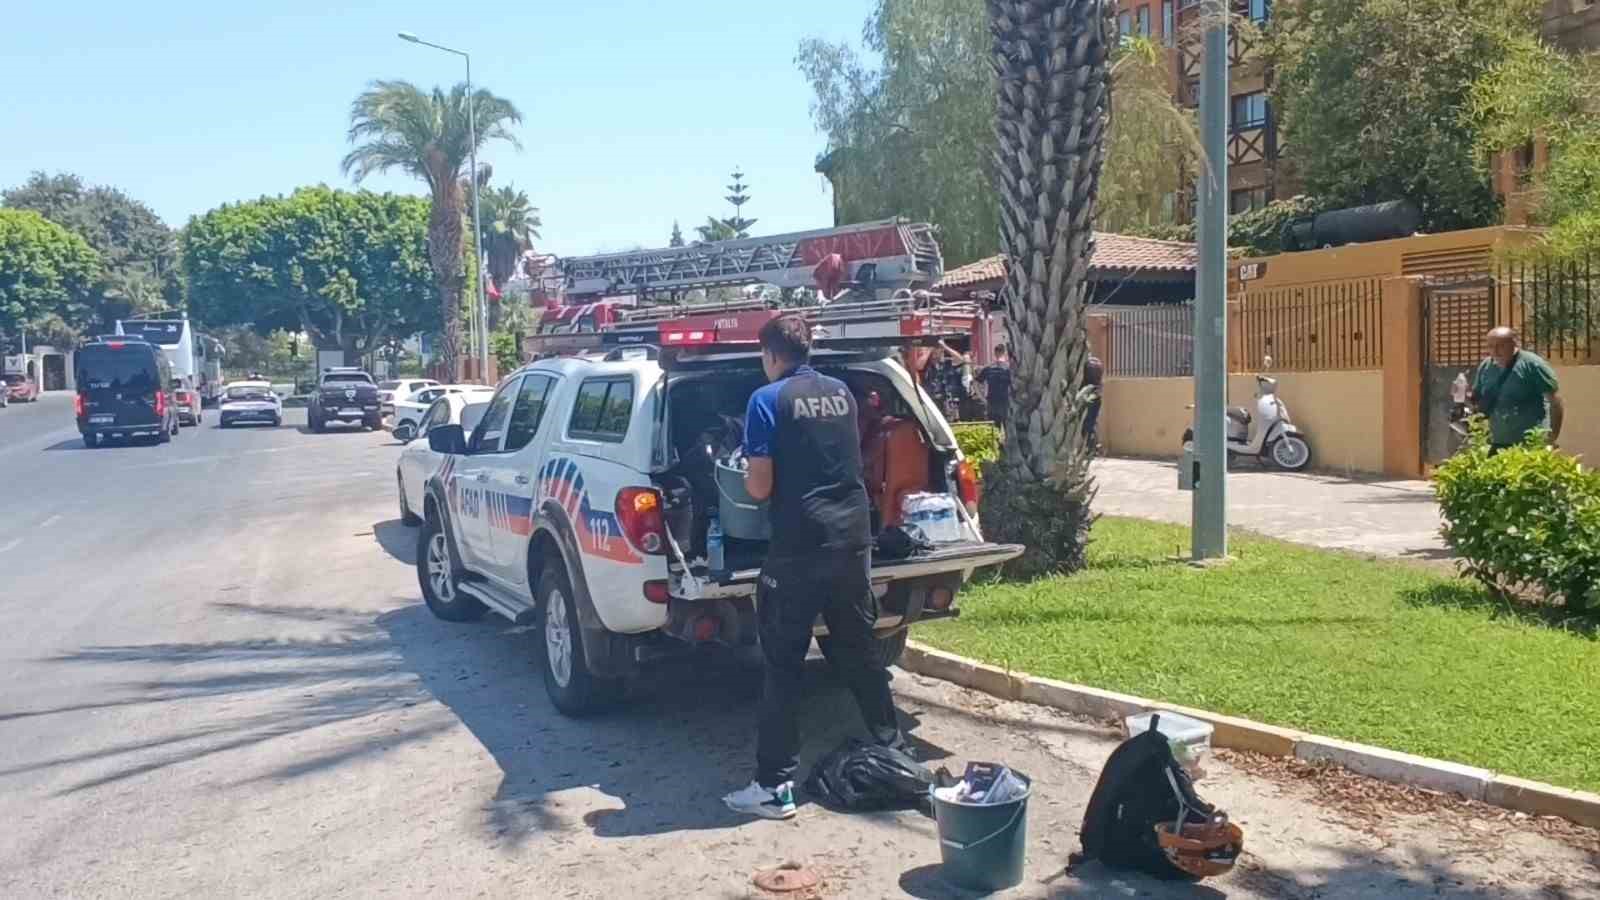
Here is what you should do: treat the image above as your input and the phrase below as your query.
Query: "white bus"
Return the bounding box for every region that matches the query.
[115,314,224,404]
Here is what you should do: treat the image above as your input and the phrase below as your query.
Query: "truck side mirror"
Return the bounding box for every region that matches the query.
[428,424,466,455]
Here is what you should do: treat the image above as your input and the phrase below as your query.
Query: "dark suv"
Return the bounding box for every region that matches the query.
[307,368,382,432]
[74,338,180,447]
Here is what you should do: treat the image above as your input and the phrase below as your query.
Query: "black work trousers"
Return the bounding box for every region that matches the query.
[754,548,902,788]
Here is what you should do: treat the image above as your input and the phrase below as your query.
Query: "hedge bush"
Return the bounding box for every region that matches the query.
[952,422,999,471]
[1433,420,1600,616]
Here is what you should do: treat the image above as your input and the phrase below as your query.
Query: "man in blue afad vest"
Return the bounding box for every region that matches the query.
[722,315,904,820]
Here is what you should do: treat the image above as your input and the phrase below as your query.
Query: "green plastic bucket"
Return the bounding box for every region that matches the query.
[929,773,1031,892]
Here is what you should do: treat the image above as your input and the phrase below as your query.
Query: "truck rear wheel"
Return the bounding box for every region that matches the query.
[537,562,622,716]
[818,628,908,671]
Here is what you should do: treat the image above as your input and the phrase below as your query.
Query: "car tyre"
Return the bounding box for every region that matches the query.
[398,475,422,526]
[159,418,174,444]
[417,516,485,622]
[538,560,622,717]
[310,412,324,433]
[273,415,282,427]
[392,421,415,442]
[83,433,99,449]
[364,415,383,431]
[818,628,909,671]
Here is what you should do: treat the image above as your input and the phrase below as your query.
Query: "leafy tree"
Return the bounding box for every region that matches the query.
[1098,37,1201,234]
[489,329,522,373]
[182,187,438,365]
[0,209,101,344]
[2,171,179,329]
[798,2,1194,266]
[797,0,996,266]
[1267,0,1543,233]
[979,0,1113,577]
[669,221,685,247]
[1470,37,1600,260]
[342,80,522,380]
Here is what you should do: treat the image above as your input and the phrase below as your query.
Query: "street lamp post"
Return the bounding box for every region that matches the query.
[1192,1,1230,559]
[398,31,491,383]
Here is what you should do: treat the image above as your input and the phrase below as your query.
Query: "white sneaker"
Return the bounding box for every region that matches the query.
[722,781,797,820]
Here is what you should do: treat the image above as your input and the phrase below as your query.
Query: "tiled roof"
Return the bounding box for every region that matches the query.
[936,233,1198,288]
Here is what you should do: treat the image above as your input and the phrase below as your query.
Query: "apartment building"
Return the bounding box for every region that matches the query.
[1118,0,1599,225]
[1113,0,1281,218]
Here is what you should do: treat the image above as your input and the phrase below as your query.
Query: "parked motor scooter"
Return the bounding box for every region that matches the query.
[1181,364,1313,471]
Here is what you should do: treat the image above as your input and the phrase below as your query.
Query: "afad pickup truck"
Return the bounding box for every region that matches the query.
[307,368,383,433]
[408,335,1023,716]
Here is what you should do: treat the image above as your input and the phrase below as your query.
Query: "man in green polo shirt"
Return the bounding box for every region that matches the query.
[1469,327,1564,451]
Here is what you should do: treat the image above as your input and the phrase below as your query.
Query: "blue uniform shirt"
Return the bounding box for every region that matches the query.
[745,365,871,556]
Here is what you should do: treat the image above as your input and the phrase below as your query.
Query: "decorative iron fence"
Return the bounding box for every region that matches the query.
[1234,276,1385,372]
[1103,304,1194,377]
[1424,257,1600,366]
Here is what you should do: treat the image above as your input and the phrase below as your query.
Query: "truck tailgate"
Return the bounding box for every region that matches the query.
[687,541,1023,598]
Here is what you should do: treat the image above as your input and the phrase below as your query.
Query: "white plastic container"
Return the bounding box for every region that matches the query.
[1124,710,1214,779]
[901,492,962,543]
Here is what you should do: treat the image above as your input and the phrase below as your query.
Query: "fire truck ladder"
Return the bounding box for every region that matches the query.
[529,293,980,359]
[558,218,944,301]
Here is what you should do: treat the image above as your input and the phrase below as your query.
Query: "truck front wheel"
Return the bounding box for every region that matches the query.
[818,628,909,671]
[537,562,623,717]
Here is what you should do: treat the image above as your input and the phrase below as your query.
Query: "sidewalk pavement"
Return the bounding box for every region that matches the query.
[1092,457,1449,561]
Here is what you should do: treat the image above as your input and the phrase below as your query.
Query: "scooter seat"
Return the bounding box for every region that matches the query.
[1226,406,1252,425]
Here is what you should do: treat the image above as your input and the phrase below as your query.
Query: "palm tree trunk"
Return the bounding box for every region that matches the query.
[980,0,1113,577]
[428,180,466,381]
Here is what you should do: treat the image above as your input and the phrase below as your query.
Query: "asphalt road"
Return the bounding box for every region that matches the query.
[0,394,1594,898]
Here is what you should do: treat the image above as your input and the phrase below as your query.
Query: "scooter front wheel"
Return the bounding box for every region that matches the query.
[1269,435,1313,471]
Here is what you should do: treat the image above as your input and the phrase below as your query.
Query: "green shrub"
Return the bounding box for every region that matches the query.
[953,422,999,470]
[1433,419,1600,615]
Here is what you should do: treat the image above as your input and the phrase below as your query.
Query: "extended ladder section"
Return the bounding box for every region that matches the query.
[558,219,944,301]
[526,296,982,359]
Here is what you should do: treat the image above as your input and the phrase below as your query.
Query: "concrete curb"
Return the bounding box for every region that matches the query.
[900,642,1600,829]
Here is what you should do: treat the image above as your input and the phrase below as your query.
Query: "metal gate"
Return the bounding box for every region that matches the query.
[1421,278,1496,465]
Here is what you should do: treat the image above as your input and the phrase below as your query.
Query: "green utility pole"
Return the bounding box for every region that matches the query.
[1192,0,1229,558]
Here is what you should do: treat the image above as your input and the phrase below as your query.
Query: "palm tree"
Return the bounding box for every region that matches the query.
[479,184,542,296]
[980,1,1114,577]
[342,80,522,380]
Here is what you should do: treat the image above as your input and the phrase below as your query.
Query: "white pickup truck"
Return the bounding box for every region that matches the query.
[410,344,1022,715]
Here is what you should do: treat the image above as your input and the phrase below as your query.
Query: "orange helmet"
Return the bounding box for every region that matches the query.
[1154,815,1244,879]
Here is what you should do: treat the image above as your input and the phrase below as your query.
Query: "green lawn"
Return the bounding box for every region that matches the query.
[920,517,1600,793]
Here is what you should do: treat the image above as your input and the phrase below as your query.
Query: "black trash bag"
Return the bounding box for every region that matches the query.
[875,524,936,561]
[803,738,934,812]
[1071,717,1217,880]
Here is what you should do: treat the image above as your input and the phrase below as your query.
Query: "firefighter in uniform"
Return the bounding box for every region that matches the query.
[721,315,904,819]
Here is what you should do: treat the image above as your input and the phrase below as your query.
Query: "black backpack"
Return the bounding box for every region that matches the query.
[1072,718,1216,880]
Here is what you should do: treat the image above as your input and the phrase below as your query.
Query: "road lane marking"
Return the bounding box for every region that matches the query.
[41,515,61,528]
[0,538,19,554]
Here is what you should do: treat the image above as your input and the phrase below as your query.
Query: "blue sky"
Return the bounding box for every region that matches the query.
[2,0,872,256]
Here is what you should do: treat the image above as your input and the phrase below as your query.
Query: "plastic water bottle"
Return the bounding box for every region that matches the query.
[1451,372,1469,404]
[706,509,726,582]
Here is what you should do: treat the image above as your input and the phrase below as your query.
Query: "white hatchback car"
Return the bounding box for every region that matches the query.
[397,394,492,526]
[391,384,494,442]
[378,378,439,418]
[217,380,283,428]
